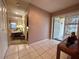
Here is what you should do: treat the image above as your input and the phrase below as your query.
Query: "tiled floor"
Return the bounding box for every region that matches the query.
[9,40,27,45]
[5,39,68,59]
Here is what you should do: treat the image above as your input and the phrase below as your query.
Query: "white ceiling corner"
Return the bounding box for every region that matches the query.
[28,0,79,13]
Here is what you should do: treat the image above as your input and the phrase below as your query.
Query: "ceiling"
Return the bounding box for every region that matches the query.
[5,0,79,19]
[28,0,79,13]
[5,0,29,20]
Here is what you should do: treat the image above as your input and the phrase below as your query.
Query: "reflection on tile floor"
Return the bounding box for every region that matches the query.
[5,39,68,59]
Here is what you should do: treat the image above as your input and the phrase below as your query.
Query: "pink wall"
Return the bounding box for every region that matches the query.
[28,5,50,43]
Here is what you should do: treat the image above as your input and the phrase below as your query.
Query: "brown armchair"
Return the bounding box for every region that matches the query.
[56,39,79,59]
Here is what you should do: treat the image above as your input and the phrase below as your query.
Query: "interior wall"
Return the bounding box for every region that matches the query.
[28,5,50,43]
[0,0,8,59]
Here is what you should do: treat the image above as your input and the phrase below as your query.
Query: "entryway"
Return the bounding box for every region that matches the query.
[6,0,29,45]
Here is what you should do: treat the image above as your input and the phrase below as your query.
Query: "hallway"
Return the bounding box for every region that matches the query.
[0,0,79,59]
[5,39,68,59]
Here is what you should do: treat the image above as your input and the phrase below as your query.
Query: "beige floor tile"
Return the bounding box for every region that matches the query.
[25,47,35,53]
[18,44,25,51]
[19,50,28,58]
[5,39,68,59]
[29,51,39,58]
[60,52,68,59]
[20,55,31,59]
[35,56,43,59]
[42,52,52,59]
[5,53,18,59]
[35,47,45,55]
[6,46,18,56]
[51,56,56,59]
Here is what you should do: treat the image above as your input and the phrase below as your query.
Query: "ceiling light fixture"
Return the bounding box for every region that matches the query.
[15,12,19,14]
[0,7,2,11]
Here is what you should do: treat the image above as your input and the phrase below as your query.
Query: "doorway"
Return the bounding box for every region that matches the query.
[8,16,28,44]
[53,17,65,41]
[5,0,29,45]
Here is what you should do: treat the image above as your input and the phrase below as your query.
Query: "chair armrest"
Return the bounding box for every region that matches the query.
[59,39,67,44]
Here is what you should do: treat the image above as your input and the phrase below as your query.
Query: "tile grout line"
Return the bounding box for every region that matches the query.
[17,45,20,59]
[4,46,9,59]
[30,44,49,59]
[17,44,29,58]
[30,41,55,59]
[33,43,50,55]
[24,44,33,59]
[4,40,64,59]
